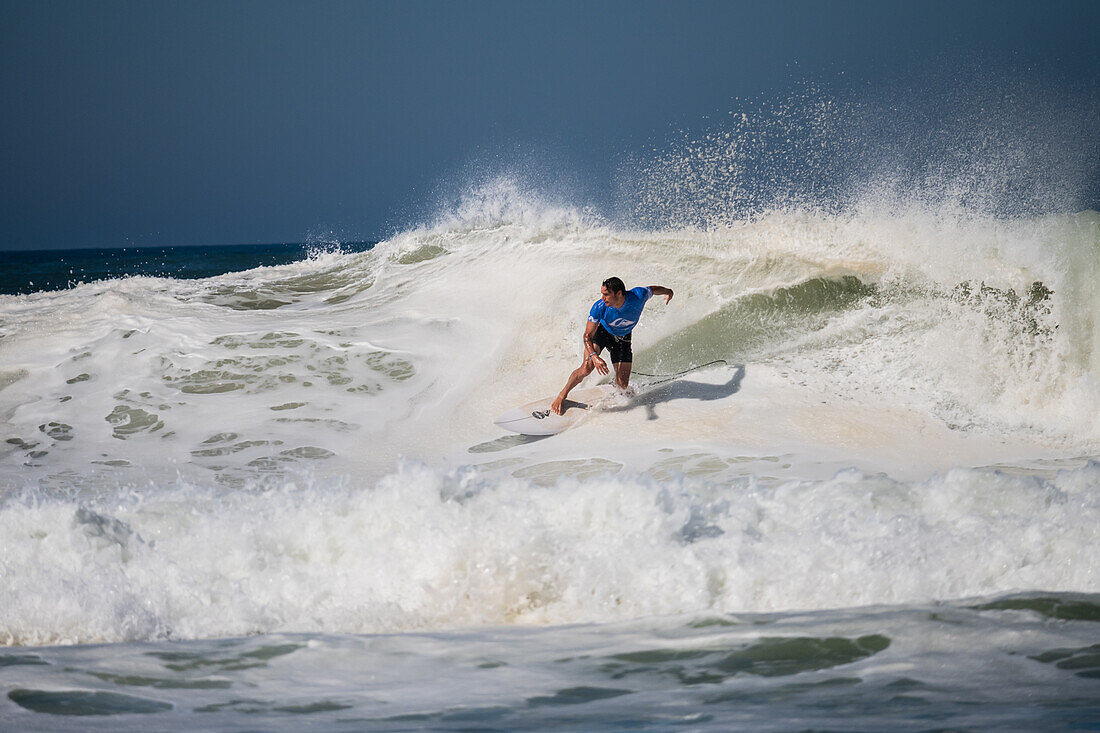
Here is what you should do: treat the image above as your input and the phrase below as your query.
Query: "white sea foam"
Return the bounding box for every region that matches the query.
[3,196,1097,485]
[1,459,1098,646]
[1,187,1099,645]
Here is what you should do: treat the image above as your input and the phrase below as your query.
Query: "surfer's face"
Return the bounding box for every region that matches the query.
[601,286,625,308]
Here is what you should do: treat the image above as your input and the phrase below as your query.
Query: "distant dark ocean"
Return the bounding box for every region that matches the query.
[0,242,375,296]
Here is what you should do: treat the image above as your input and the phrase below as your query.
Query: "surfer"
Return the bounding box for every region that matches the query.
[550,277,673,415]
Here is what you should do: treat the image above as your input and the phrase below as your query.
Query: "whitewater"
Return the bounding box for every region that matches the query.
[1,185,1099,728]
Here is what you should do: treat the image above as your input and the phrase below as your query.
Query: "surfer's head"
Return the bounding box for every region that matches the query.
[601,277,627,307]
[598,275,624,305]
[602,277,625,295]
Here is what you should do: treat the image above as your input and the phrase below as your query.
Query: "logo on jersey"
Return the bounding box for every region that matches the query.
[606,317,636,328]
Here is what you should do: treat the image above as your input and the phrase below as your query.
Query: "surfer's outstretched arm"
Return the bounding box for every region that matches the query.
[649,285,674,303]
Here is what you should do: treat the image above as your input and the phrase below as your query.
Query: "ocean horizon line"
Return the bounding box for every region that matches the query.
[2,239,379,256]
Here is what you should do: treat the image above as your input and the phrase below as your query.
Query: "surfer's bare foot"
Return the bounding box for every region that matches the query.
[550,396,564,415]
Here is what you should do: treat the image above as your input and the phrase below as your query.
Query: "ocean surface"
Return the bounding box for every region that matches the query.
[1,190,1098,730]
[0,242,376,296]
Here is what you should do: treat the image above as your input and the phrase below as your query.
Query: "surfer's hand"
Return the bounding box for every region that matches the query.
[664,288,674,304]
[593,355,609,375]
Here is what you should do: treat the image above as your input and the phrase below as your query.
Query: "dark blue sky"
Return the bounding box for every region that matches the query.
[2,0,1098,250]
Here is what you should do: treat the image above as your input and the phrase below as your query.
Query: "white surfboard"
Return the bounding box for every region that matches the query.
[493,385,617,436]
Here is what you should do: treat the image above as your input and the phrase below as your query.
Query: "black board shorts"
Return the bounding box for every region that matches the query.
[593,323,633,364]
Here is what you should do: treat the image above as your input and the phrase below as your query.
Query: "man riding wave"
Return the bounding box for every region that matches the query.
[550,276,674,415]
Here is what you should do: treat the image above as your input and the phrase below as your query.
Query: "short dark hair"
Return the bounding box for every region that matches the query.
[602,276,625,294]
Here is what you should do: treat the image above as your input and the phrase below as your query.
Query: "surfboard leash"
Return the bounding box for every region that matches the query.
[630,359,728,387]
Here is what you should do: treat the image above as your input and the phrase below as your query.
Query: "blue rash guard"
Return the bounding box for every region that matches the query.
[588,286,653,337]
